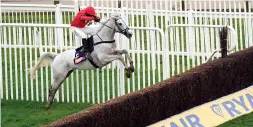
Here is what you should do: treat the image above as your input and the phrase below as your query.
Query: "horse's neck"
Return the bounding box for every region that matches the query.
[93,19,115,42]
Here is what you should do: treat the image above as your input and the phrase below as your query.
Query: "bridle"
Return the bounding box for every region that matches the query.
[94,17,130,41]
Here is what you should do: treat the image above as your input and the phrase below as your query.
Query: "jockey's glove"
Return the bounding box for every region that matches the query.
[94,18,100,22]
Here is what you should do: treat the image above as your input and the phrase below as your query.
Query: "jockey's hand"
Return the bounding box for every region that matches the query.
[87,21,92,26]
[94,17,100,22]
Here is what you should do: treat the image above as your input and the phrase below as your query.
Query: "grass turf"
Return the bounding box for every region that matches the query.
[1,99,253,127]
[1,99,93,127]
[219,112,253,127]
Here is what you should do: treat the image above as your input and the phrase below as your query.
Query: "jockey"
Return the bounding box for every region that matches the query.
[70,6,100,61]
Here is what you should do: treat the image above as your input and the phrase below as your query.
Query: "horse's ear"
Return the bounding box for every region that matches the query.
[111,13,121,19]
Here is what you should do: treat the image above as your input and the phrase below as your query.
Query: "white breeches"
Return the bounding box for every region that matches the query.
[70,25,99,37]
[70,25,99,46]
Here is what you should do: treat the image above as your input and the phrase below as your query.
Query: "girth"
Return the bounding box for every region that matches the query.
[88,39,116,68]
[94,40,115,46]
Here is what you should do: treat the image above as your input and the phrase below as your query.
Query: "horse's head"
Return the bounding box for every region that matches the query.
[111,14,133,39]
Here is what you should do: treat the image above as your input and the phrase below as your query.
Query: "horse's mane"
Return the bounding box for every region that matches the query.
[110,13,121,19]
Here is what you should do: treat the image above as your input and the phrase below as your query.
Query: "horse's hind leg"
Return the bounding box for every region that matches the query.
[46,76,65,109]
[46,70,73,109]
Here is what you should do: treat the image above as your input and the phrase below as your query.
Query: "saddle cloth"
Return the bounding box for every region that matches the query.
[74,36,94,64]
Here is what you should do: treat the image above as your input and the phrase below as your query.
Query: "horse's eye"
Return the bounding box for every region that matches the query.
[118,23,122,25]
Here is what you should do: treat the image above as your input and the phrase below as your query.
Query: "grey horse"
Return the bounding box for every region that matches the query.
[31,14,134,109]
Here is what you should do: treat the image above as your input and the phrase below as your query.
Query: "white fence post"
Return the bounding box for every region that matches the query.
[187,10,195,59]
[0,26,2,99]
[246,17,252,47]
[73,1,83,47]
[74,0,79,15]
[163,24,169,80]
[55,4,64,48]
[148,3,156,71]
[55,5,63,100]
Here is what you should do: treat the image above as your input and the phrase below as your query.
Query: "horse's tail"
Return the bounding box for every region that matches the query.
[30,52,57,80]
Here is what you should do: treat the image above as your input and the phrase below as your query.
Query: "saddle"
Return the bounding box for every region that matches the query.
[74,36,94,64]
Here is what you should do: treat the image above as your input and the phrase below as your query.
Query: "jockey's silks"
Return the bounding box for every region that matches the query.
[71,7,99,28]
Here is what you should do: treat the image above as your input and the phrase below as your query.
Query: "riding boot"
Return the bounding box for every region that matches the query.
[82,38,93,60]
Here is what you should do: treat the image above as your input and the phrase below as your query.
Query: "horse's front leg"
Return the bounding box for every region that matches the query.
[100,54,128,68]
[114,49,134,73]
[98,54,131,78]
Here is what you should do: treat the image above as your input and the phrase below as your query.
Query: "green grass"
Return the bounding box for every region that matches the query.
[219,112,253,127]
[1,99,93,127]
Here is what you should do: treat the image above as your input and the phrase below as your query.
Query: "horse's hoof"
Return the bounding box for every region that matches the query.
[46,98,53,110]
[45,105,51,110]
[129,62,134,72]
[129,67,134,73]
[125,69,131,78]
[126,73,131,78]
[129,66,134,73]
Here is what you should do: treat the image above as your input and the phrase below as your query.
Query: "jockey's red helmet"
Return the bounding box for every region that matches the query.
[85,6,96,16]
